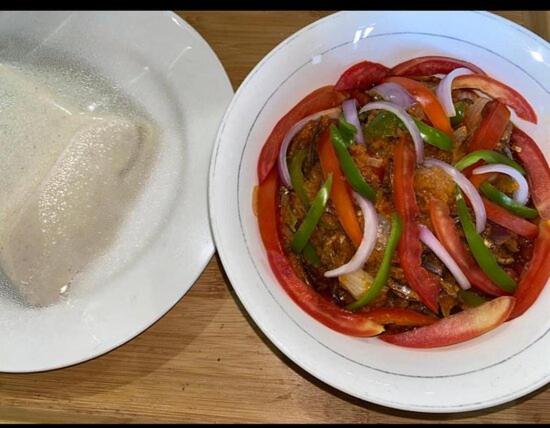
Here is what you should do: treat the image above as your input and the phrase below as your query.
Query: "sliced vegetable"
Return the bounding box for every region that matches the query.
[364,110,402,140]
[334,60,390,91]
[291,174,333,253]
[453,74,537,124]
[342,99,364,144]
[473,164,529,205]
[455,149,525,174]
[258,86,347,183]
[380,296,516,348]
[257,169,384,336]
[456,189,517,292]
[450,101,467,127]
[369,82,414,109]
[486,199,539,239]
[302,242,320,266]
[330,125,376,202]
[385,76,453,135]
[423,158,486,233]
[429,199,507,297]
[337,116,357,144]
[511,127,550,220]
[289,149,310,207]
[346,213,403,310]
[317,126,363,247]
[359,100,424,163]
[339,269,373,300]
[467,100,511,156]
[418,224,471,290]
[390,55,485,77]
[413,118,453,151]
[324,191,378,278]
[362,307,437,327]
[436,67,473,117]
[458,290,488,308]
[509,220,550,319]
[393,139,441,313]
[278,107,341,188]
[479,182,538,219]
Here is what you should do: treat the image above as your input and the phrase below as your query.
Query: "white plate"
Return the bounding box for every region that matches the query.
[209,11,550,413]
[0,11,233,372]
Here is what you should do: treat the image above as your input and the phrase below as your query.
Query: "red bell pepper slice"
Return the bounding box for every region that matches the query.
[467,100,511,153]
[317,126,363,247]
[393,138,441,313]
[257,85,348,184]
[257,168,384,336]
[429,199,508,296]
[453,74,537,124]
[385,76,453,135]
[391,55,486,77]
[511,127,550,220]
[509,220,550,319]
[334,60,390,91]
[362,307,437,327]
[379,296,516,348]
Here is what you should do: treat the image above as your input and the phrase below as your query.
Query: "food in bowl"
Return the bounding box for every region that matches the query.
[0,62,159,306]
[254,55,550,348]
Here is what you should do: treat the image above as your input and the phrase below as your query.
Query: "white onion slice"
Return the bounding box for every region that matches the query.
[473,164,530,205]
[436,67,473,117]
[324,192,379,278]
[342,99,364,144]
[278,107,341,188]
[359,101,424,163]
[369,82,415,109]
[419,225,471,290]
[423,158,486,233]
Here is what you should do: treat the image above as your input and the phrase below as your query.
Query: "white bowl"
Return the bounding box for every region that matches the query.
[0,11,233,372]
[209,11,550,413]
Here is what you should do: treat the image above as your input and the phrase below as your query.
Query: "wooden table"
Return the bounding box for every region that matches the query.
[0,11,548,423]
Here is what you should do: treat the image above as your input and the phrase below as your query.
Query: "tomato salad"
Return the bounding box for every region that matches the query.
[255,56,550,348]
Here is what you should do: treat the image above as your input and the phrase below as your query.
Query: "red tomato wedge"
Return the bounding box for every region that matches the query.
[362,307,438,327]
[509,220,550,319]
[429,199,508,296]
[467,100,511,152]
[483,198,539,240]
[317,126,363,247]
[257,168,384,336]
[391,55,485,76]
[334,60,390,91]
[380,296,516,348]
[257,85,348,184]
[393,139,441,313]
[385,76,453,135]
[511,127,550,220]
[453,74,537,124]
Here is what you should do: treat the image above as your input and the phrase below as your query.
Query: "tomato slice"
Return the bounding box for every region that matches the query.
[362,307,437,327]
[509,220,550,319]
[482,198,539,240]
[317,126,363,247]
[429,199,508,296]
[453,74,537,124]
[334,60,390,91]
[511,127,550,220]
[257,168,384,336]
[385,76,453,135]
[393,138,441,313]
[257,85,348,184]
[390,55,486,77]
[467,100,511,152]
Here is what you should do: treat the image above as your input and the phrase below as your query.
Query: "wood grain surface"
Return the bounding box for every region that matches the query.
[0,11,548,424]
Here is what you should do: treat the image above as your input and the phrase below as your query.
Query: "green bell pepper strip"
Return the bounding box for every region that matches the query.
[289,148,311,208]
[455,189,517,292]
[450,101,466,127]
[412,118,453,151]
[291,174,333,253]
[458,289,487,308]
[454,150,526,174]
[337,116,357,144]
[302,242,320,266]
[330,125,377,202]
[479,182,539,219]
[346,213,403,311]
